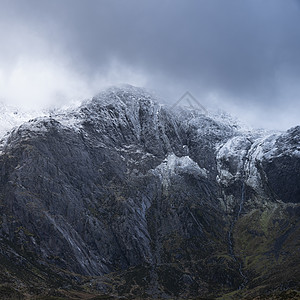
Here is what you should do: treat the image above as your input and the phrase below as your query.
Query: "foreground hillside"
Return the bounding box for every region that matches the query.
[0,86,299,299]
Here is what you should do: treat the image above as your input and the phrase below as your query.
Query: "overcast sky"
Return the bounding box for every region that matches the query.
[0,0,300,129]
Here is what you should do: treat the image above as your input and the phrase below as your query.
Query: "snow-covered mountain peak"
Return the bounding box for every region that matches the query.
[0,102,48,138]
[0,85,285,155]
[90,85,157,107]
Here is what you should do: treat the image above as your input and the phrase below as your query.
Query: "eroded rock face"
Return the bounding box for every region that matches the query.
[0,85,299,299]
[262,127,300,203]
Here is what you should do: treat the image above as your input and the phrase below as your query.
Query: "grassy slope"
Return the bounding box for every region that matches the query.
[221,202,300,299]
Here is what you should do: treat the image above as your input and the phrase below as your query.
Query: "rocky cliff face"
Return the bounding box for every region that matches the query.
[0,85,299,299]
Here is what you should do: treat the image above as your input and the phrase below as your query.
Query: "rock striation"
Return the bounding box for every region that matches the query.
[0,85,299,299]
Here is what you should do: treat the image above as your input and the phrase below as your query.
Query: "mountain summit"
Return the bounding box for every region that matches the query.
[0,86,299,299]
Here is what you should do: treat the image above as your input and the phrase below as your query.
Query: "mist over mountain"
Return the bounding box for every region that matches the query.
[1,0,300,130]
[1,0,300,298]
[0,85,299,299]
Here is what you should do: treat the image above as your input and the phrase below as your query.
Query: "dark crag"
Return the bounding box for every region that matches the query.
[0,86,299,299]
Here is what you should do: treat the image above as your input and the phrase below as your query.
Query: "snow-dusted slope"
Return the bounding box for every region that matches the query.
[1,84,298,202]
[0,103,45,136]
[0,102,49,152]
[0,85,299,298]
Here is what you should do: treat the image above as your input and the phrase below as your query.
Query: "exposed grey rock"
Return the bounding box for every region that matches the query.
[0,85,299,298]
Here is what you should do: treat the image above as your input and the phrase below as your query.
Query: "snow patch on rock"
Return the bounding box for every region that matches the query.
[152,153,208,187]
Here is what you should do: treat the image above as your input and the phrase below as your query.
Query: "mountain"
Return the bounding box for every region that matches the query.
[0,85,299,299]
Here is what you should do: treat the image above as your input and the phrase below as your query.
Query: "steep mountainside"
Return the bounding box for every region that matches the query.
[0,85,299,299]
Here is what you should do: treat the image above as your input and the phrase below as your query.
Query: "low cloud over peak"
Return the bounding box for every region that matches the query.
[0,0,299,130]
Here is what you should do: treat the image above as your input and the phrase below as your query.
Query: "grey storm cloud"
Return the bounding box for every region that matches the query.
[0,0,300,129]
